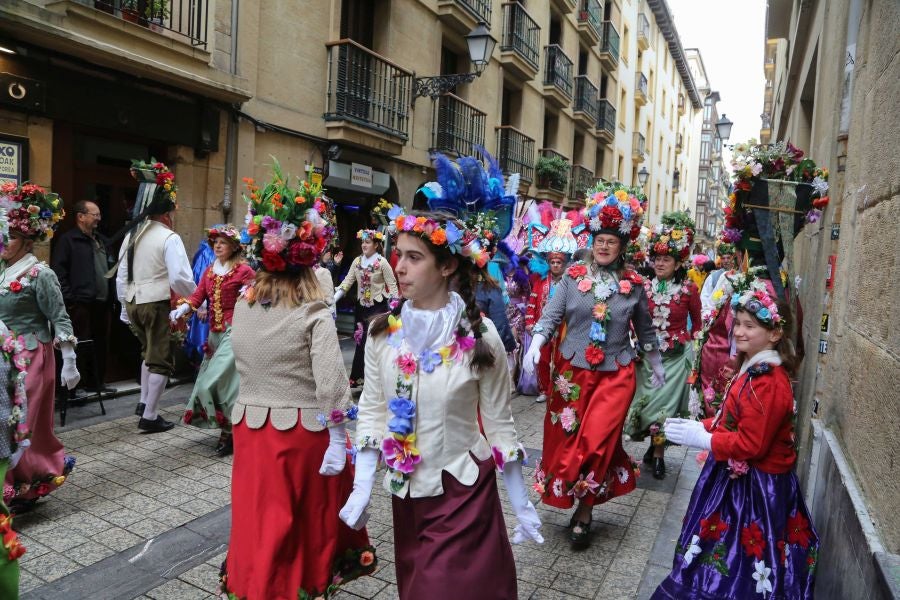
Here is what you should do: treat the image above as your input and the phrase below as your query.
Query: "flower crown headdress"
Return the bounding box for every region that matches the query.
[647,224,693,263]
[729,268,784,328]
[582,180,646,241]
[130,159,178,216]
[389,207,490,268]
[206,224,242,248]
[0,182,65,241]
[357,229,384,242]
[242,159,335,273]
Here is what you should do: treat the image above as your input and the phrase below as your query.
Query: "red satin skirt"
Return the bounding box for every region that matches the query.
[224,420,374,600]
[392,455,516,600]
[535,358,639,509]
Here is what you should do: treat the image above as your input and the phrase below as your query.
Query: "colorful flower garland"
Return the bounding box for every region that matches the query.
[0,182,65,241]
[356,229,384,242]
[387,205,491,268]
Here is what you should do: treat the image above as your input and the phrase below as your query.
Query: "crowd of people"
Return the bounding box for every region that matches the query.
[0,143,821,599]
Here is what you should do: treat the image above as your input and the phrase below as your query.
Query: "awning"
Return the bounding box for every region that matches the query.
[324,160,390,196]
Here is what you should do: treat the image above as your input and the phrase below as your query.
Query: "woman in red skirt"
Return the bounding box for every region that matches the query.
[222,163,375,600]
[524,181,665,549]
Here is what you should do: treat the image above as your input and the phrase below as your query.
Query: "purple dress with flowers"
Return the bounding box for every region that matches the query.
[653,362,818,599]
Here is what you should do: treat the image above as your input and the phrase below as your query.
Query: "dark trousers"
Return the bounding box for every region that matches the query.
[67,300,111,388]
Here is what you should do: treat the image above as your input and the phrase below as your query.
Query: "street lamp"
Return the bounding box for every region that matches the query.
[413,23,497,99]
[637,166,649,187]
[715,114,734,142]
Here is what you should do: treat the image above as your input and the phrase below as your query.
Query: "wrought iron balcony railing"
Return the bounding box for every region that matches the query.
[569,164,594,200]
[432,94,486,157]
[599,21,620,64]
[577,0,602,39]
[597,99,616,136]
[635,72,648,102]
[454,0,492,23]
[573,75,599,123]
[324,40,413,140]
[637,12,651,50]
[633,132,645,156]
[92,0,209,47]
[500,2,540,71]
[543,45,574,98]
[496,126,536,183]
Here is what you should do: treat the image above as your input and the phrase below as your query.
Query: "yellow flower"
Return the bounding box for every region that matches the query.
[46,230,54,239]
[712,289,724,302]
[614,189,628,202]
[53,475,66,486]
[659,235,670,244]
[671,230,683,241]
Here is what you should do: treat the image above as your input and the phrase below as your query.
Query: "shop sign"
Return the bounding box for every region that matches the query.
[0,135,27,187]
[311,166,324,186]
[0,72,45,111]
[350,163,373,189]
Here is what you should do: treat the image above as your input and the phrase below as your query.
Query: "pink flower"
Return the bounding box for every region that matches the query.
[728,458,749,479]
[555,374,573,397]
[2,483,13,504]
[455,335,476,353]
[262,232,287,254]
[353,322,364,346]
[568,471,600,498]
[696,449,710,466]
[619,280,633,294]
[396,353,417,376]
[491,446,506,470]
[330,409,346,424]
[577,278,593,293]
[382,434,421,474]
[560,407,578,432]
[703,385,716,403]
[532,481,546,495]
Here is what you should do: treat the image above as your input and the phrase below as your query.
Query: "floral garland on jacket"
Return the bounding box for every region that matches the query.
[1,332,29,447]
[565,262,643,366]
[645,277,695,352]
[0,263,42,296]
[356,257,382,307]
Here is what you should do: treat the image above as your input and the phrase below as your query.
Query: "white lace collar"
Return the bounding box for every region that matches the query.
[401,292,465,355]
[739,349,782,375]
[360,252,381,269]
[212,259,233,276]
[0,254,39,285]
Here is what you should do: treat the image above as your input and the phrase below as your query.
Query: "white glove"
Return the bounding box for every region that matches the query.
[339,448,377,530]
[502,461,544,544]
[319,424,348,476]
[522,334,547,375]
[9,440,29,468]
[59,342,81,390]
[646,349,666,388]
[0,320,8,338]
[169,303,191,323]
[664,418,712,450]
[119,305,130,325]
[333,288,345,303]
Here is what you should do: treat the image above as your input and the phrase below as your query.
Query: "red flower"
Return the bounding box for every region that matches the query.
[585,345,605,365]
[261,250,287,272]
[812,195,829,209]
[287,241,317,267]
[599,206,623,228]
[568,264,587,278]
[214,410,226,426]
[359,550,375,567]
[786,511,812,548]
[34,482,51,497]
[8,281,22,293]
[3,530,25,560]
[183,410,194,424]
[699,511,729,542]
[741,522,766,559]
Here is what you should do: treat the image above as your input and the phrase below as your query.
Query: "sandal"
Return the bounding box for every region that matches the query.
[570,514,593,549]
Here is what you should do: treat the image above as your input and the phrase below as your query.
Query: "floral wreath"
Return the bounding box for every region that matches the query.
[582,181,646,241]
[387,204,491,268]
[731,280,783,328]
[241,159,335,273]
[206,224,242,248]
[0,182,65,241]
[356,229,384,242]
[647,224,693,264]
[131,158,178,208]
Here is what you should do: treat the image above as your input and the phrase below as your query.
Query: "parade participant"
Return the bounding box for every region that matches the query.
[340,152,540,599]
[686,254,710,291]
[0,183,78,509]
[525,218,580,403]
[654,278,817,599]
[0,314,28,598]
[524,181,664,548]
[701,235,738,318]
[334,229,398,387]
[170,225,254,456]
[625,223,702,479]
[115,160,195,433]
[222,162,375,599]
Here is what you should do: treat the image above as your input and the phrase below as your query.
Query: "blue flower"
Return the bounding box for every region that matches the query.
[40,210,52,219]
[388,397,416,419]
[240,229,252,244]
[387,204,404,219]
[589,204,602,218]
[605,196,618,207]
[444,221,462,245]
[419,351,442,373]
[589,321,606,342]
[730,293,741,307]
[388,416,413,435]
[620,205,632,220]
[346,405,359,421]
[316,413,328,428]
[757,307,771,320]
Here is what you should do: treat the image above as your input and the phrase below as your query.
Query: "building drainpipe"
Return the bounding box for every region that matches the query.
[222,0,240,223]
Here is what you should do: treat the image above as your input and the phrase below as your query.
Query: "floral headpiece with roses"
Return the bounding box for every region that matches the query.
[0,182,65,241]
[582,181,647,241]
[205,224,242,248]
[647,224,693,264]
[356,229,384,242]
[386,204,492,269]
[241,159,335,273]
[130,159,178,212]
[730,277,783,328]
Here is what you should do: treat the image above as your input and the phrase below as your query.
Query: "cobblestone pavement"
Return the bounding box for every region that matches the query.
[17,342,701,599]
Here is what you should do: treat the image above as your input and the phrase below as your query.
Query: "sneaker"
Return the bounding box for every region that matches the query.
[138,416,175,433]
[535,394,547,403]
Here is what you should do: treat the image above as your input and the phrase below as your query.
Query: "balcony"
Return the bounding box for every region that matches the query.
[569,164,595,202]
[632,132,645,162]
[576,0,602,45]
[536,148,570,202]
[598,21,620,73]
[596,99,616,144]
[677,93,685,116]
[542,45,574,109]
[500,3,541,81]
[550,0,578,13]
[634,72,648,106]
[91,0,210,47]
[573,75,599,126]
[496,126,536,186]
[432,94,486,157]
[675,132,683,154]
[437,0,492,34]
[637,12,651,51]
[324,40,413,155]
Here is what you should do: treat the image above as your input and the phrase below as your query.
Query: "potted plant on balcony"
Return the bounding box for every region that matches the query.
[145,0,170,31]
[535,154,570,191]
[119,0,140,23]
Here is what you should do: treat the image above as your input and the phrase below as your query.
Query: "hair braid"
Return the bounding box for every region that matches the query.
[454,260,495,373]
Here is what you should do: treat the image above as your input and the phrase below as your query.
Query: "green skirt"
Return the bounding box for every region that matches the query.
[183,328,238,431]
[625,344,693,443]
[0,459,21,599]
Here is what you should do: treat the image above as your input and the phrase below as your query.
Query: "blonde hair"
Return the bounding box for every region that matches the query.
[252,268,324,308]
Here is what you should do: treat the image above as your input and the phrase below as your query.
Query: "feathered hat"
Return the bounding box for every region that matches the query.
[582,180,647,241]
[0,182,65,241]
[242,159,335,273]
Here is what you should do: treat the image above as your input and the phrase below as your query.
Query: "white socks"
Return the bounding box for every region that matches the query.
[142,373,168,420]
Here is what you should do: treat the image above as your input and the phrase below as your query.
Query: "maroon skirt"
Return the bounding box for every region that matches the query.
[392,455,516,600]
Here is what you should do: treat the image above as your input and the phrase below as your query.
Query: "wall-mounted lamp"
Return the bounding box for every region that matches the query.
[412,22,496,100]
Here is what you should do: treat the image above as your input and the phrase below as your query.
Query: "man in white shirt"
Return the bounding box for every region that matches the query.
[700,242,737,320]
[116,188,195,433]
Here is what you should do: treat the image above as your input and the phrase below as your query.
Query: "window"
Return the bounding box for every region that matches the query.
[622,25,630,65]
[698,178,708,195]
[619,88,627,128]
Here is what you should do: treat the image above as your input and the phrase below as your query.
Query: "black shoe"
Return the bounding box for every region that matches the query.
[643,442,655,465]
[570,515,593,549]
[653,456,667,480]
[138,416,175,433]
[88,385,117,395]
[215,434,233,457]
[134,402,146,416]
